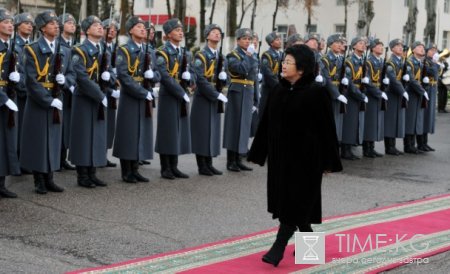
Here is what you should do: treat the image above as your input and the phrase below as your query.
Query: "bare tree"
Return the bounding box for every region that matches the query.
[403,0,418,46]
[174,0,187,20]
[356,0,375,36]
[166,0,172,18]
[302,0,317,33]
[272,0,280,31]
[424,0,437,43]
[119,0,130,35]
[209,0,217,25]
[238,0,253,28]
[228,0,238,37]
[250,0,257,30]
[200,0,206,42]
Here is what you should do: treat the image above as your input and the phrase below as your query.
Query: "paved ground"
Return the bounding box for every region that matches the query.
[1,111,449,273]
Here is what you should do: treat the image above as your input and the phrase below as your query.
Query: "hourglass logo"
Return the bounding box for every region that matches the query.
[295,232,325,264]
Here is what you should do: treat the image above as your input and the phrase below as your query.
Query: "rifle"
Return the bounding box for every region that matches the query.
[179,24,190,117]
[400,55,409,109]
[143,2,154,117]
[421,58,428,109]
[359,50,368,111]
[379,46,388,111]
[338,46,349,114]
[109,11,121,110]
[6,24,18,128]
[215,31,225,113]
[51,3,66,124]
[98,7,113,120]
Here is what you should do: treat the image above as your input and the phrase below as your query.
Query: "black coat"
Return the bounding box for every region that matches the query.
[248,78,342,226]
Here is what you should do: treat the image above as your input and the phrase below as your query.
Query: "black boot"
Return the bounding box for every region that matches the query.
[363,141,375,158]
[205,156,223,175]
[120,160,137,183]
[298,223,313,232]
[0,176,17,198]
[226,150,240,171]
[262,223,297,267]
[423,134,435,151]
[341,144,353,160]
[404,135,420,154]
[236,153,253,171]
[170,155,189,178]
[139,160,151,165]
[33,172,47,194]
[61,149,76,170]
[76,167,96,188]
[416,134,428,152]
[88,167,107,186]
[392,138,403,155]
[106,159,117,167]
[160,155,175,180]
[196,155,213,176]
[131,161,149,182]
[44,172,64,192]
[370,141,383,157]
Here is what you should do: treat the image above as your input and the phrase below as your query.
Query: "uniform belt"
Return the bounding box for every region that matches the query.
[373,82,381,87]
[40,82,54,89]
[133,76,144,83]
[354,83,361,88]
[230,79,254,86]
[0,80,7,87]
[332,80,340,86]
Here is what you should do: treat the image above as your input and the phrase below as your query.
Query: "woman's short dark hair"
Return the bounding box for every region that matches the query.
[285,44,316,82]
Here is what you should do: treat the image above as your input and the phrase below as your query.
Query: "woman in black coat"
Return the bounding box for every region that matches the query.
[248,45,342,267]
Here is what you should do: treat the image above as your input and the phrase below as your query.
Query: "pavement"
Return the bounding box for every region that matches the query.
[1,111,450,273]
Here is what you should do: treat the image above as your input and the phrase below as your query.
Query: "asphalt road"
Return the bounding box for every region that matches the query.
[0,111,449,273]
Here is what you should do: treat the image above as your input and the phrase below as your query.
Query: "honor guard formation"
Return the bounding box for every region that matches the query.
[0,7,449,198]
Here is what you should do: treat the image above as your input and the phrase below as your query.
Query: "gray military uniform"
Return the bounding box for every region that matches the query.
[404,56,425,136]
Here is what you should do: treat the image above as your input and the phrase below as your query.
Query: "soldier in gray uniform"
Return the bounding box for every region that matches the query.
[21,11,75,194]
[113,16,161,183]
[362,38,388,157]
[384,39,408,155]
[154,18,194,179]
[191,24,228,176]
[341,36,369,160]
[223,28,257,171]
[0,9,20,198]
[285,34,304,48]
[403,41,428,154]
[70,15,114,188]
[58,13,77,170]
[321,33,348,143]
[417,43,439,152]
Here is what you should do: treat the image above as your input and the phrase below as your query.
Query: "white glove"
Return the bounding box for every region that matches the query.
[361,76,370,84]
[433,53,440,63]
[217,93,228,103]
[144,69,154,79]
[252,106,258,113]
[382,77,390,85]
[424,91,429,101]
[363,96,369,103]
[315,75,323,83]
[5,99,18,111]
[403,92,409,101]
[337,94,348,104]
[183,93,190,103]
[258,72,263,82]
[182,71,191,81]
[101,97,108,107]
[9,71,20,83]
[381,92,388,101]
[146,92,153,101]
[111,89,120,99]
[218,71,227,81]
[101,71,111,81]
[247,44,256,54]
[402,74,410,82]
[56,73,65,85]
[341,77,349,86]
[422,76,430,84]
[112,67,117,76]
[50,99,63,110]
[69,85,75,94]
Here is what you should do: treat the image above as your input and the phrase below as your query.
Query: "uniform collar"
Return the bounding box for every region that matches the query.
[128,39,142,52]
[38,36,53,54]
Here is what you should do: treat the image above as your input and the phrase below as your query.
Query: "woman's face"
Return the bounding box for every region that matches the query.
[282,54,302,82]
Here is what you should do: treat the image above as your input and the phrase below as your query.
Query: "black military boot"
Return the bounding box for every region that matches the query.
[391,138,403,155]
[416,134,428,152]
[160,155,175,180]
[423,134,435,151]
[120,160,137,183]
[170,155,189,178]
[33,172,47,194]
[370,141,383,157]
[88,167,107,186]
[139,160,151,165]
[131,161,149,182]
[262,223,297,267]
[226,150,240,171]
[106,159,117,167]
[236,153,253,171]
[404,135,419,154]
[205,156,223,175]
[43,172,64,192]
[341,144,353,160]
[196,155,213,176]
[0,176,17,198]
[61,149,76,170]
[76,167,96,188]
[363,141,375,158]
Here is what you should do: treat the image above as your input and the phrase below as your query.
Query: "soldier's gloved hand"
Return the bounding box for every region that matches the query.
[112,67,117,76]
[247,44,256,54]
[402,74,410,82]
[403,92,409,101]
[50,99,63,110]
[183,93,190,103]
[381,92,388,101]
[361,76,370,84]
[8,71,20,83]
[363,96,369,103]
[111,89,120,99]
[337,94,348,104]
[252,106,258,113]
[69,85,75,94]
[424,91,429,100]
[101,71,111,81]
[5,99,18,112]
[315,74,323,83]
[341,77,349,86]
[258,73,263,82]
[56,73,65,85]
[182,71,191,81]
[101,97,108,107]
[422,76,430,84]
[146,91,153,101]
[383,77,390,85]
[433,53,440,63]
[144,69,154,79]
[218,71,227,81]
[217,93,228,103]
